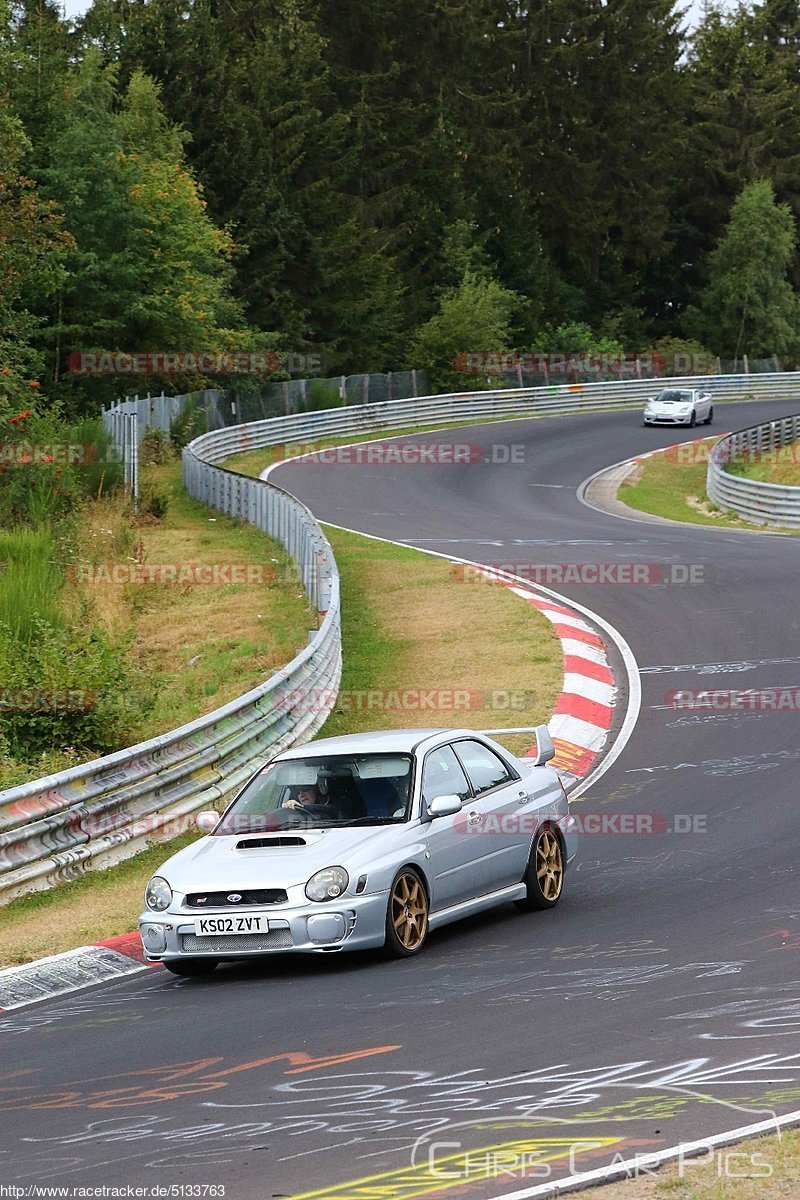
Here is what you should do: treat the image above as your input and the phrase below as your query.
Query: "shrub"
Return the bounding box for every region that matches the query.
[138,481,169,520]
[298,378,344,413]
[64,417,125,497]
[0,617,137,758]
[140,426,175,466]
[169,395,209,449]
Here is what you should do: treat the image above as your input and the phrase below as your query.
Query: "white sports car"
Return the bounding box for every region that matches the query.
[139,726,577,974]
[643,387,714,427]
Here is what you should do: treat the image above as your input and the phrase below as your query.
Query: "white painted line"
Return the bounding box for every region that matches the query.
[491,1108,800,1200]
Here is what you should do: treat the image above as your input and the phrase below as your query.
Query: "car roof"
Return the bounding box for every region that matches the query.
[275,728,479,759]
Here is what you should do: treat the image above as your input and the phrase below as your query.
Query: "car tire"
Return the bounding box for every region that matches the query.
[705,407,714,425]
[163,958,219,977]
[689,412,697,428]
[383,867,429,958]
[515,827,565,911]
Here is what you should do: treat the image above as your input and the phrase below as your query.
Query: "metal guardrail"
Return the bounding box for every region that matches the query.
[3,370,800,905]
[707,413,800,528]
[183,372,800,461]
[0,443,341,905]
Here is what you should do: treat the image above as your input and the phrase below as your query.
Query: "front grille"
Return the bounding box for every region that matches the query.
[185,888,288,908]
[181,929,293,953]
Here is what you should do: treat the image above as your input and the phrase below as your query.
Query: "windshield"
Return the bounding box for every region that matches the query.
[655,389,692,404]
[215,753,414,833]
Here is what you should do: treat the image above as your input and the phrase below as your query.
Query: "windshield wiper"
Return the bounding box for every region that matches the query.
[336,817,403,826]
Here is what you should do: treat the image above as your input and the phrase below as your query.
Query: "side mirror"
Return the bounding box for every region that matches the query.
[531,724,555,766]
[427,794,463,819]
[196,810,220,833]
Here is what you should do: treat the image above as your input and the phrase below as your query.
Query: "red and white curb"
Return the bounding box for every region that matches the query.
[515,592,614,783]
[463,567,616,789]
[0,932,153,1012]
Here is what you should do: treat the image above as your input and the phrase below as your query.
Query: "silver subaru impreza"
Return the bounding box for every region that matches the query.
[139,726,577,975]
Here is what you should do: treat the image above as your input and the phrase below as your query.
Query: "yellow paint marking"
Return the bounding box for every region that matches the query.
[288,1136,624,1200]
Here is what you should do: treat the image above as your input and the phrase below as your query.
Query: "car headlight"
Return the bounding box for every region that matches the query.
[145,875,172,912]
[305,866,349,902]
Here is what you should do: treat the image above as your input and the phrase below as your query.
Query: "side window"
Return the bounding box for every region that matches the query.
[453,739,515,795]
[421,745,472,806]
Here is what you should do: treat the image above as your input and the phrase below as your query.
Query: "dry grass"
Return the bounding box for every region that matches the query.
[75,462,316,737]
[727,447,800,487]
[0,834,196,966]
[582,1128,800,1198]
[322,527,563,758]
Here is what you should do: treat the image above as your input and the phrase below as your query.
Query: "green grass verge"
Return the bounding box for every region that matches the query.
[618,439,796,532]
[726,447,800,486]
[586,1128,800,1199]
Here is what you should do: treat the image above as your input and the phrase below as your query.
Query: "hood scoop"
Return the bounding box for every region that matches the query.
[235,836,307,849]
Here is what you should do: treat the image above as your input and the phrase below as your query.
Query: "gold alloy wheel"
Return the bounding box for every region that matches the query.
[390,872,428,951]
[536,830,564,901]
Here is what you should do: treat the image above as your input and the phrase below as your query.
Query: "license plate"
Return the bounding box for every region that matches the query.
[194,913,270,936]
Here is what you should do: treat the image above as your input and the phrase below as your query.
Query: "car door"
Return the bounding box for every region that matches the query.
[420,743,484,910]
[451,738,529,889]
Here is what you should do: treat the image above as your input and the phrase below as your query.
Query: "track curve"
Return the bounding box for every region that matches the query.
[4,398,800,1198]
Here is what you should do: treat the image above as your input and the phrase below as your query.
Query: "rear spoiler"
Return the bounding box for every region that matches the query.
[530,724,555,766]
[479,724,555,767]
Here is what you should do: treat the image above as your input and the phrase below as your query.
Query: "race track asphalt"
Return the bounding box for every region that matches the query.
[4,397,800,1200]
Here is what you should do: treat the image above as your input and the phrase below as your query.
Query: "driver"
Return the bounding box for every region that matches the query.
[282,784,322,811]
[282,784,346,819]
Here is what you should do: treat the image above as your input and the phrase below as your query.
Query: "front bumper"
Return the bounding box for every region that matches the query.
[644,412,693,425]
[139,891,390,961]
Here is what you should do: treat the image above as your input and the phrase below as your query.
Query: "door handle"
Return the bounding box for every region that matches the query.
[517,790,528,804]
[467,810,481,825]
